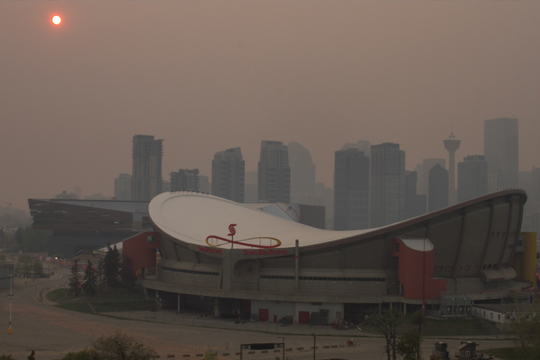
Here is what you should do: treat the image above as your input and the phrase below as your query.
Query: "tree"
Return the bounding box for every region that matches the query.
[15,227,23,245]
[60,332,157,360]
[69,259,82,296]
[18,254,34,277]
[203,349,217,360]
[61,349,99,360]
[96,258,104,292]
[504,300,540,359]
[32,260,43,276]
[365,308,402,360]
[103,245,120,288]
[91,331,157,360]
[0,355,15,360]
[397,329,422,360]
[82,260,97,297]
[120,256,136,288]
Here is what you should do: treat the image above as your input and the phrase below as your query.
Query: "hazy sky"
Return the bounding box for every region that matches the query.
[2,1,540,210]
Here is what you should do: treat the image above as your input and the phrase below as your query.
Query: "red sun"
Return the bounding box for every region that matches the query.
[52,15,62,25]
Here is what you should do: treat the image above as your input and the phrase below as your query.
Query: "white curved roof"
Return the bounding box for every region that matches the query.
[149,192,373,248]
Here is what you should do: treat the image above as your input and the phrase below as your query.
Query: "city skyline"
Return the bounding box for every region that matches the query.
[2,1,540,210]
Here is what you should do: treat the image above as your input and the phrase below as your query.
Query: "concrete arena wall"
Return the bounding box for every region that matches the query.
[251,300,343,324]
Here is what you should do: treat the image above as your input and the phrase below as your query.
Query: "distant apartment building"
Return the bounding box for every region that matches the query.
[484,117,519,191]
[244,171,258,203]
[199,175,210,194]
[458,155,488,203]
[258,141,290,203]
[334,147,370,230]
[212,147,245,203]
[288,142,316,205]
[131,135,163,201]
[428,164,449,212]
[171,169,199,192]
[370,143,405,227]
[114,173,132,200]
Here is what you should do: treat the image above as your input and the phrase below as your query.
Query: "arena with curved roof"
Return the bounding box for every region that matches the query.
[142,189,535,323]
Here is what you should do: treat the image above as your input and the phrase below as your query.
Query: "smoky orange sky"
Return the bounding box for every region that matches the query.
[1,1,540,210]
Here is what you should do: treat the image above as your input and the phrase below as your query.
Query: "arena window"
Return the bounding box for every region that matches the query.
[161,266,219,277]
[260,275,386,282]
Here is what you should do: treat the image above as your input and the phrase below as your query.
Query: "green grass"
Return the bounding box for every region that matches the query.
[489,347,536,360]
[421,317,500,336]
[91,300,156,312]
[46,288,70,303]
[362,316,501,337]
[47,288,156,313]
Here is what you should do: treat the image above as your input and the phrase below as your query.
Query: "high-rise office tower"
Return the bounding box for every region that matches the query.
[334,147,370,230]
[244,171,258,203]
[171,169,199,192]
[114,173,132,200]
[428,164,449,212]
[457,155,488,203]
[443,132,461,205]
[212,147,245,203]
[131,135,163,201]
[404,171,426,219]
[258,141,290,203]
[484,117,519,191]
[422,159,446,193]
[288,142,316,205]
[370,143,405,228]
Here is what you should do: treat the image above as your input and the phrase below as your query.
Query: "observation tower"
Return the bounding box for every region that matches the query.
[443,132,461,205]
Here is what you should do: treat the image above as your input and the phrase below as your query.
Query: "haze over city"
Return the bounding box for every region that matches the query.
[2,1,540,210]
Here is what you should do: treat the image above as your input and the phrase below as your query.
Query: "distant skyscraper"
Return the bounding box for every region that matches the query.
[457,155,488,203]
[404,171,426,219]
[288,142,316,205]
[212,147,245,203]
[484,117,519,191]
[131,135,163,201]
[199,175,210,194]
[114,173,132,200]
[244,171,258,203]
[171,169,199,192]
[443,132,461,205]
[370,143,405,227]
[334,147,370,230]
[258,141,290,203]
[422,158,446,197]
[428,164,449,212]
[530,168,540,203]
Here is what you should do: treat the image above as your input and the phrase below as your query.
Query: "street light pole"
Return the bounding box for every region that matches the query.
[278,337,285,360]
[8,274,13,334]
[311,333,316,360]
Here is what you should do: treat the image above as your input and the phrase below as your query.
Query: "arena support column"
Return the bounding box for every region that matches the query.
[295,239,299,290]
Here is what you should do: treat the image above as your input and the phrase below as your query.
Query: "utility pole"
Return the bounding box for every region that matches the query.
[311,333,316,360]
[8,274,13,334]
[278,337,285,360]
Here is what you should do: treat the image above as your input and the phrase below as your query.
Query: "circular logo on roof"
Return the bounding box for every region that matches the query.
[206,225,282,249]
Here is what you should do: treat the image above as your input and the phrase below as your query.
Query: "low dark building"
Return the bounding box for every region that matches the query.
[28,199,151,257]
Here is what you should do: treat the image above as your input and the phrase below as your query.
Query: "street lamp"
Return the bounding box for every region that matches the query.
[277,337,285,360]
[311,333,316,360]
[8,274,13,334]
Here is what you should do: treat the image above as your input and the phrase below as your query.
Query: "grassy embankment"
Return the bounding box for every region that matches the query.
[46,288,155,313]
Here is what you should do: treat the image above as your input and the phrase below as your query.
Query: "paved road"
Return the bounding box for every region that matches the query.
[0,266,514,360]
